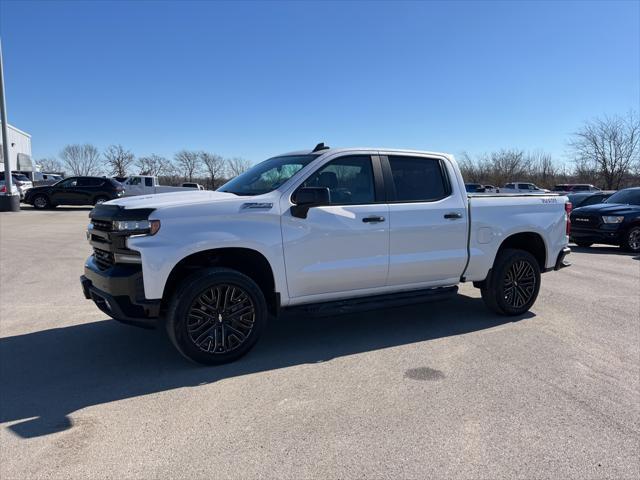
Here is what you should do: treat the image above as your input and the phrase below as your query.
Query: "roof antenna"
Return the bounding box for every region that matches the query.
[312,142,330,152]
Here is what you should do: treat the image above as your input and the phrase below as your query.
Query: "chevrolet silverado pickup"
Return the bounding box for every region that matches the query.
[81,144,571,364]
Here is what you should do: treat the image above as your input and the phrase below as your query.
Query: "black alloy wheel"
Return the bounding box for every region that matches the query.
[166,267,268,365]
[186,284,256,354]
[502,259,537,309]
[481,248,541,316]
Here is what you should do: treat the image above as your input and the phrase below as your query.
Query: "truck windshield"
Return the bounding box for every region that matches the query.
[219,154,319,196]
[605,189,640,205]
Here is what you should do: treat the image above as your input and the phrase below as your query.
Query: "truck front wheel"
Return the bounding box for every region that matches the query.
[481,248,541,316]
[166,267,268,365]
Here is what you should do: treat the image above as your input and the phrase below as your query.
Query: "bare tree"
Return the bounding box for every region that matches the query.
[174,150,202,182]
[569,112,640,189]
[103,145,135,177]
[227,157,251,177]
[525,151,557,187]
[37,157,64,173]
[136,154,173,176]
[199,151,227,189]
[59,144,101,176]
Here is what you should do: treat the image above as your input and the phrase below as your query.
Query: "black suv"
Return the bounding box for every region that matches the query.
[570,187,640,252]
[24,176,125,209]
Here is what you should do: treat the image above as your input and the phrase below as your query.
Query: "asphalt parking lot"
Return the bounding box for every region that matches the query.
[1,207,639,480]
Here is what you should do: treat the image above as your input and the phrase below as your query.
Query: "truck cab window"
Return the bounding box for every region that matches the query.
[145,177,153,187]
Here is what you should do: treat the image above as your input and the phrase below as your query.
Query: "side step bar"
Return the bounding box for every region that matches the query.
[286,286,458,317]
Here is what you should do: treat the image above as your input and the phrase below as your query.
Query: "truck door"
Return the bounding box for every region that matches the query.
[124,176,145,196]
[381,154,468,287]
[281,155,390,299]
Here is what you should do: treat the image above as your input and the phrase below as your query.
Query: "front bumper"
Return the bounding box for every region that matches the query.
[81,255,160,328]
[570,226,622,245]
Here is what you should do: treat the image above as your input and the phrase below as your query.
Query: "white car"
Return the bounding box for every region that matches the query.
[0,180,20,196]
[0,172,32,199]
[122,175,198,196]
[81,144,571,364]
[502,182,550,194]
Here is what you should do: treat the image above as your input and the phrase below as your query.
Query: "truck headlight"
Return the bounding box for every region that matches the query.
[114,219,161,235]
[601,216,624,224]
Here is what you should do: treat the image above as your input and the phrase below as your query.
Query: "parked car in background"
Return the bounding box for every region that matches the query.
[113,176,128,184]
[0,180,20,196]
[465,183,486,193]
[567,191,614,208]
[122,175,197,196]
[0,172,33,199]
[24,176,125,209]
[553,184,600,193]
[33,172,64,186]
[182,182,205,190]
[570,187,640,252]
[502,182,550,194]
[483,185,499,193]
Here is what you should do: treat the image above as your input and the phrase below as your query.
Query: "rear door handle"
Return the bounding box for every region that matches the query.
[362,215,385,223]
[444,212,463,219]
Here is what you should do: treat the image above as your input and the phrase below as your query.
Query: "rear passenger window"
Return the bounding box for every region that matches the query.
[388,156,449,202]
[82,178,104,187]
[78,178,102,187]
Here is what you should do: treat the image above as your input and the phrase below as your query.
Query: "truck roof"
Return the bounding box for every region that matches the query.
[280,147,452,159]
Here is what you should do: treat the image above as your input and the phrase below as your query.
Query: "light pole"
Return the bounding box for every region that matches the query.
[0,37,20,212]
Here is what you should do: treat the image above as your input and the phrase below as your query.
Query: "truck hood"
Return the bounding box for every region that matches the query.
[106,190,241,209]
[572,203,640,216]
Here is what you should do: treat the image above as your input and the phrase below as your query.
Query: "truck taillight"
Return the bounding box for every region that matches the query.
[0,185,6,193]
[565,202,572,235]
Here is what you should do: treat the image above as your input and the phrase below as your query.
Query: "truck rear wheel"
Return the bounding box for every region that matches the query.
[481,248,541,316]
[166,267,268,365]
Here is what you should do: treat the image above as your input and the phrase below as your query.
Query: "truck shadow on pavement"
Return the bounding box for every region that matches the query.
[1,294,533,439]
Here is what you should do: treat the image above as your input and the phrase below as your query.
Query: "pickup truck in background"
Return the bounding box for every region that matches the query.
[122,175,196,196]
[81,144,571,365]
[501,182,550,194]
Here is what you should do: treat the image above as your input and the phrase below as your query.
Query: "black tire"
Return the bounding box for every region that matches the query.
[481,248,541,316]
[32,194,50,209]
[622,226,640,253]
[94,196,109,205]
[166,267,268,365]
[575,241,593,248]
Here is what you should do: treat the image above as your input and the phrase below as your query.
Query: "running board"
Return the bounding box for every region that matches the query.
[286,286,458,317]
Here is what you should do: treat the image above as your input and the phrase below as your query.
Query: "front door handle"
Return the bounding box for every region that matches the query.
[444,212,463,219]
[362,215,385,223]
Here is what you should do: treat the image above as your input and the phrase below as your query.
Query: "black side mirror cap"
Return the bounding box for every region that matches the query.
[291,187,330,219]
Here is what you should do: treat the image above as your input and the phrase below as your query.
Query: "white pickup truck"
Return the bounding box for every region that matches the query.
[121,175,196,196]
[81,145,571,364]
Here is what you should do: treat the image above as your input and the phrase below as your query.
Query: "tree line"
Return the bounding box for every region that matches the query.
[37,147,252,189]
[460,112,639,190]
[36,112,639,190]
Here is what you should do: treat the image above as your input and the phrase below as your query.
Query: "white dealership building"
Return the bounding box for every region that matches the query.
[0,122,33,175]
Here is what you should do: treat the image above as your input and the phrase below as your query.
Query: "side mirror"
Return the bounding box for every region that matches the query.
[291,187,330,219]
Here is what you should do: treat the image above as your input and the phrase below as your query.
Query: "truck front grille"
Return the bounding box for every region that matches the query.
[91,219,113,231]
[93,248,114,270]
[571,214,599,227]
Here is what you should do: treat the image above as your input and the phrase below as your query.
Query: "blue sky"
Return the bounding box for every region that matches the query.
[1,0,638,165]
